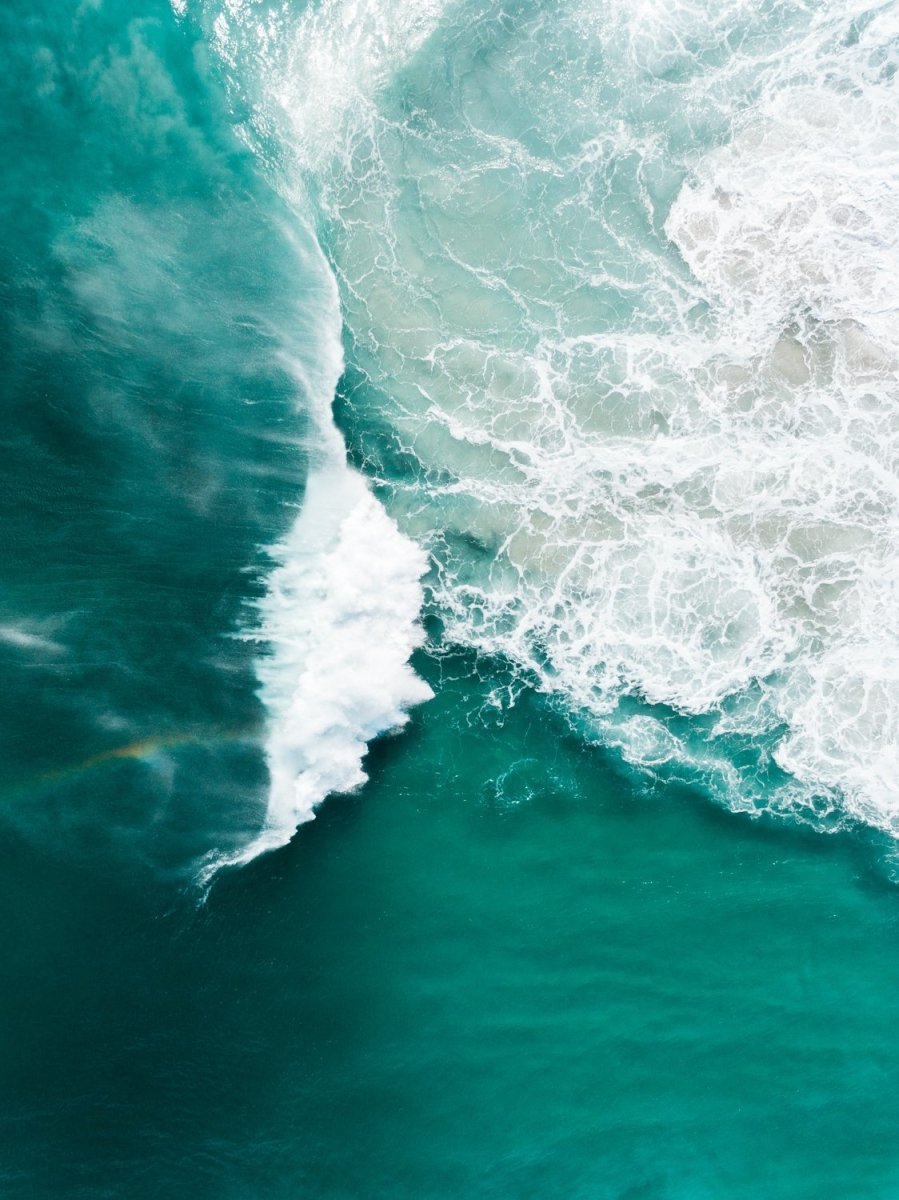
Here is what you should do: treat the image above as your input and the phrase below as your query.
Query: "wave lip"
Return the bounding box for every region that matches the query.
[176,0,440,880]
[252,465,433,852]
[199,462,432,882]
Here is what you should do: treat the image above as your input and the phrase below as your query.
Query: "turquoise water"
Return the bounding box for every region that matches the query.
[5,0,899,1194]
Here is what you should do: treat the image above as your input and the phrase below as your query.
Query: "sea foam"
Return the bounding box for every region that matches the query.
[190,204,431,874]
[192,0,899,841]
[231,463,432,865]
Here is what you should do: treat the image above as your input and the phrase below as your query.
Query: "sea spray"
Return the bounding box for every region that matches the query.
[206,225,431,872]
[176,0,450,869]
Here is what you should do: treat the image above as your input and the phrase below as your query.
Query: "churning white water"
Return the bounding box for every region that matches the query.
[189,0,899,842]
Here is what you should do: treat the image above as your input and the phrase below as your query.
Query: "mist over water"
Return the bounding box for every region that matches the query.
[0,0,326,868]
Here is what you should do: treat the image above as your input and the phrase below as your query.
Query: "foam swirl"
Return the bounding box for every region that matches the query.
[189,0,899,839]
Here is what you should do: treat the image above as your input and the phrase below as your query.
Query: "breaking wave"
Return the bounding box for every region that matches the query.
[186,0,899,842]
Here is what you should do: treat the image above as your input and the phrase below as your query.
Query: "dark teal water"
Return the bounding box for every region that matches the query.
[5,661,899,1197]
[0,0,328,869]
[5,1,899,1196]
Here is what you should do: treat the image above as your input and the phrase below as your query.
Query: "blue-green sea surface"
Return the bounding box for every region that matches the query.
[4,0,899,1196]
[6,664,899,1198]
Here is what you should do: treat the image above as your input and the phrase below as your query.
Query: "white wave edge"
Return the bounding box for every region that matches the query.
[253,462,432,859]
[199,461,432,884]
[198,233,432,883]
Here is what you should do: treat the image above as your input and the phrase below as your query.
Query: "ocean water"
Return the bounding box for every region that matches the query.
[5,0,899,1195]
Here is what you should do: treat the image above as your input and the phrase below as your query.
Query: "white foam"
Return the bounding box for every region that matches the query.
[192,0,450,176]
[666,87,899,350]
[174,140,431,876]
[0,624,64,655]
[273,0,447,172]
[196,336,432,878]
[228,225,432,866]
[194,0,899,840]
[328,0,899,835]
[226,464,432,867]
[775,640,899,834]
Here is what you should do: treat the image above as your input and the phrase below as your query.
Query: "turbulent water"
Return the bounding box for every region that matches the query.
[177,0,899,850]
[7,0,899,1195]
